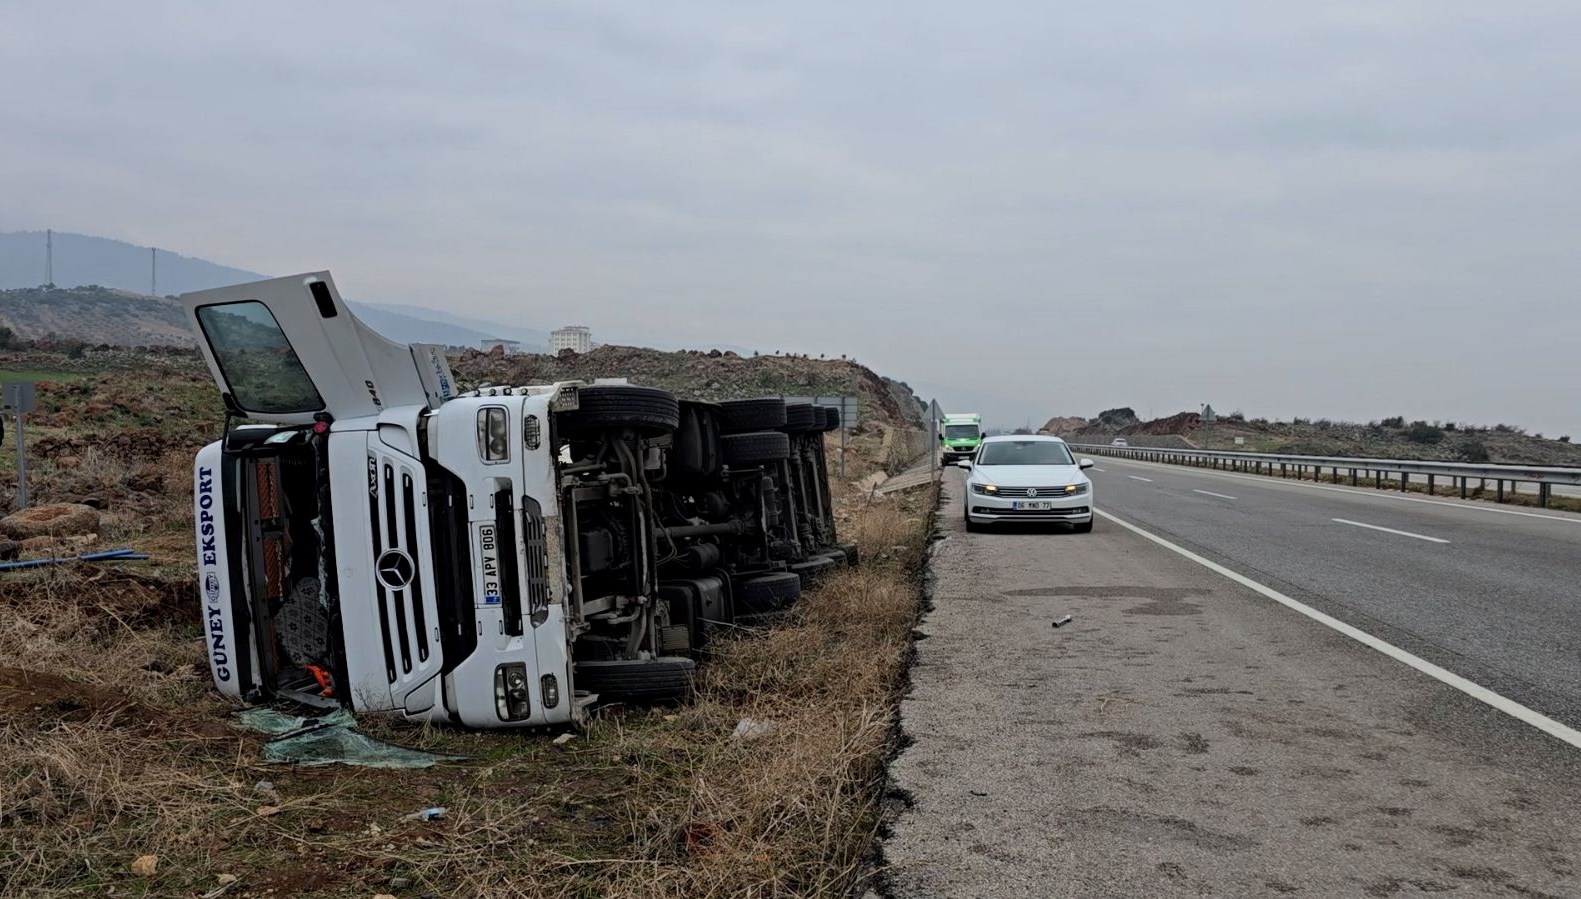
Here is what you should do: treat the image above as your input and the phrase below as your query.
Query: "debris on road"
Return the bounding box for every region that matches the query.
[552,732,575,746]
[130,854,158,877]
[402,807,447,822]
[1052,615,1073,628]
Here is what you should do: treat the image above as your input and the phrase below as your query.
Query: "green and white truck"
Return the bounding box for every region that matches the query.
[939,413,984,463]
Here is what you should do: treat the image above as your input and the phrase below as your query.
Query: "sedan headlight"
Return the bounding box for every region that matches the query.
[1064,483,1089,495]
[971,483,998,495]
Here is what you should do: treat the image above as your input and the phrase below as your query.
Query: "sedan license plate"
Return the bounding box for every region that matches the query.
[1012,500,1054,510]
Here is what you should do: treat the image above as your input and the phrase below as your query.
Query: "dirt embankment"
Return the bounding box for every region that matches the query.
[453,344,926,429]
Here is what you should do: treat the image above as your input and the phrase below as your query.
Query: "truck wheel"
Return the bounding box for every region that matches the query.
[789,555,837,586]
[819,406,841,431]
[558,385,680,437]
[782,403,819,432]
[733,571,802,613]
[577,657,695,704]
[835,542,860,565]
[718,398,787,433]
[721,431,791,465]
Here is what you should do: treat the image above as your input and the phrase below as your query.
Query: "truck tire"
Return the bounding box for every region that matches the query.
[835,542,860,565]
[558,385,680,437]
[782,403,818,432]
[718,398,787,433]
[789,555,837,586]
[733,571,802,614]
[721,431,791,465]
[820,406,842,431]
[577,657,695,704]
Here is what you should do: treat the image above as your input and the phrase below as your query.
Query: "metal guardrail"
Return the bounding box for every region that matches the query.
[1068,444,1581,508]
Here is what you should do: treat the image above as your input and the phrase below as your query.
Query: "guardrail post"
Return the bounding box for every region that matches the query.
[1459,477,1467,499]
[1374,470,1382,488]
[1540,483,1551,508]
[1496,480,1504,503]
[1400,472,1409,492]
[1426,474,1435,495]
[1350,468,1357,486]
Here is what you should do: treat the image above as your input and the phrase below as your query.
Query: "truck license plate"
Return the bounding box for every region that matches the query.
[478,524,502,605]
[1013,501,1054,510]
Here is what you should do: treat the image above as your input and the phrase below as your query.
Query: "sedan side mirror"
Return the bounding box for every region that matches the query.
[956,459,972,469]
[1079,458,1095,469]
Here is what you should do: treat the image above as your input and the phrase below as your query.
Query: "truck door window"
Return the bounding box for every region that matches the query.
[194,301,325,415]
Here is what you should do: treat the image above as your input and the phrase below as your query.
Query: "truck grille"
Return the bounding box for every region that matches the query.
[521,495,551,624]
[369,455,431,683]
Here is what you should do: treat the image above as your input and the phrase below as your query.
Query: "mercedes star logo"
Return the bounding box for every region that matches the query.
[376,549,415,590]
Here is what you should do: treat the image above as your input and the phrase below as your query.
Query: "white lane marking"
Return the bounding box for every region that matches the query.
[1096,509,1581,751]
[1128,475,1153,482]
[1093,468,1107,472]
[1096,456,1581,526]
[1332,518,1449,544]
[1192,488,1238,500]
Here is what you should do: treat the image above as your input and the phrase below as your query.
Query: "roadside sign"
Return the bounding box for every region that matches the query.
[1234,436,1245,446]
[780,395,859,429]
[2,382,36,414]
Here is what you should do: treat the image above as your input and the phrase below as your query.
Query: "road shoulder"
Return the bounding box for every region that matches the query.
[877,475,1581,898]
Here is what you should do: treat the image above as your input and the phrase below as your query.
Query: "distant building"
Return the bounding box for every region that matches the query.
[481,338,522,355]
[550,325,593,354]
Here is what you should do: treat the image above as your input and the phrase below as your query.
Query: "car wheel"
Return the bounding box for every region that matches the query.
[1072,519,1093,534]
[963,509,980,532]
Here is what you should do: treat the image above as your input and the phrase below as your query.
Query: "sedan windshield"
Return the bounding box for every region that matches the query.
[977,440,1075,466]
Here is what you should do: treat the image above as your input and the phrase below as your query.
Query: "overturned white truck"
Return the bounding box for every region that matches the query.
[185,272,852,729]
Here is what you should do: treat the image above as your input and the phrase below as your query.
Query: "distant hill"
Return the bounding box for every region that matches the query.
[0,286,192,346]
[1040,409,1581,467]
[0,230,753,355]
[0,230,264,297]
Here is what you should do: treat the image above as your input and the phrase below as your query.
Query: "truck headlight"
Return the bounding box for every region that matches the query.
[494,663,531,720]
[540,673,560,709]
[477,407,509,462]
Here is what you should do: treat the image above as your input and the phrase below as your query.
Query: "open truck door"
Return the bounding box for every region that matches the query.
[181,272,454,426]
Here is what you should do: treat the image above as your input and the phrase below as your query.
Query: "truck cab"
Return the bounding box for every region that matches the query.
[940,413,984,463]
[184,273,693,728]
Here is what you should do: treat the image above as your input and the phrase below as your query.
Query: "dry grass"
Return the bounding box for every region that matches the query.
[0,491,937,898]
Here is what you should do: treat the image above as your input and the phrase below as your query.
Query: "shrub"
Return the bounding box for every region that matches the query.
[1406,421,1445,444]
[1380,415,1406,428]
[1460,439,1490,462]
[1560,436,1572,443]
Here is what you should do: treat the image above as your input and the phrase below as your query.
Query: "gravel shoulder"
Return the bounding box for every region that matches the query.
[878,472,1581,898]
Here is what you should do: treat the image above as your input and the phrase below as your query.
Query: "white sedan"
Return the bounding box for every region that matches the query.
[958,435,1095,532]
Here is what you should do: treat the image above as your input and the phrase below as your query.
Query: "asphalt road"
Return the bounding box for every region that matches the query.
[1082,453,1581,730]
[878,470,1581,898]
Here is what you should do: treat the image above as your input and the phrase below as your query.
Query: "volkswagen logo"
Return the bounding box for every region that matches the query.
[1025,488,1039,498]
[375,549,415,590]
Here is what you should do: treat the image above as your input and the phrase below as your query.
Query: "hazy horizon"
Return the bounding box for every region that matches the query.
[4,2,1579,436]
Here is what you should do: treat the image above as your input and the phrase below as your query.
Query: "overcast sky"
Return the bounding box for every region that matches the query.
[4,1,1579,435]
